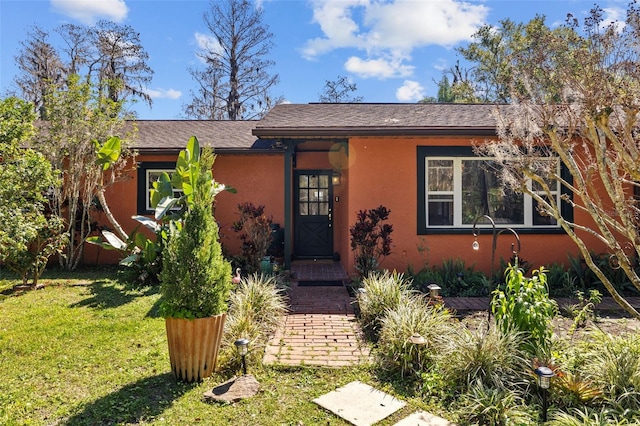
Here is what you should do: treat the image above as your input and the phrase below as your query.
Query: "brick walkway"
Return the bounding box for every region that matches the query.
[263,261,370,367]
[264,261,640,368]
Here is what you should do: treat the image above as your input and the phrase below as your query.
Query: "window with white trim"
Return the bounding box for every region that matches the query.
[137,162,177,214]
[417,146,568,234]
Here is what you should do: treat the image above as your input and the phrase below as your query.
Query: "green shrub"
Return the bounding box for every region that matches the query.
[546,262,578,297]
[357,270,412,341]
[410,258,489,297]
[159,147,232,319]
[566,289,602,335]
[567,252,640,297]
[492,264,557,355]
[375,296,452,378]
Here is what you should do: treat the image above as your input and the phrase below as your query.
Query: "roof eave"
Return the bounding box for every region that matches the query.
[252,127,497,138]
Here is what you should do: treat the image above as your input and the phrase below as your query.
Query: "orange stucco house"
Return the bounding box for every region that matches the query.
[96,103,609,277]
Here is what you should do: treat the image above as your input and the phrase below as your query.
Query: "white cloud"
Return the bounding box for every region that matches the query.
[194,32,223,63]
[51,0,128,24]
[345,56,413,79]
[302,0,487,81]
[395,80,425,102]
[144,88,182,100]
[601,6,626,32]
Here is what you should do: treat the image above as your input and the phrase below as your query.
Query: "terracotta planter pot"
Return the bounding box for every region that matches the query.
[165,313,226,382]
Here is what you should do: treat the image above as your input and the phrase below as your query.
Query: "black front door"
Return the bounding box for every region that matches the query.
[294,171,333,258]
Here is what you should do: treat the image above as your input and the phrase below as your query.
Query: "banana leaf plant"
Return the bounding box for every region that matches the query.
[87,136,234,285]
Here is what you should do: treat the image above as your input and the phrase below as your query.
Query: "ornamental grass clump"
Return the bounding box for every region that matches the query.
[458,382,533,426]
[582,330,640,412]
[439,325,528,394]
[376,295,453,378]
[221,273,288,369]
[357,270,412,342]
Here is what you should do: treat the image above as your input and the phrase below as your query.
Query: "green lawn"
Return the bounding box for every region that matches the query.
[0,269,431,426]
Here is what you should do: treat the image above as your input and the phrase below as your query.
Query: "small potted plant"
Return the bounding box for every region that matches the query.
[159,137,232,382]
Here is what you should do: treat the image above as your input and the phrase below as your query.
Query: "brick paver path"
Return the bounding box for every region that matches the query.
[264,262,370,367]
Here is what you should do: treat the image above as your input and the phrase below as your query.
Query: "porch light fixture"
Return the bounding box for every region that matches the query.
[534,365,555,422]
[332,170,341,186]
[234,338,250,375]
[427,283,441,298]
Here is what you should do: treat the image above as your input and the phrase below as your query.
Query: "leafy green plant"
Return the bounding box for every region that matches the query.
[349,205,393,277]
[88,136,235,286]
[356,270,412,341]
[546,262,578,297]
[566,289,602,335]
[159,140,232,319]
[553,370,604,408]
[492,264,557,355]
[231,202,273,274]
[376,295,452,377]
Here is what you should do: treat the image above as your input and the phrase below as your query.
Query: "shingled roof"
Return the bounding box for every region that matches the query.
[253,103,500,138]
[131,120,260,152]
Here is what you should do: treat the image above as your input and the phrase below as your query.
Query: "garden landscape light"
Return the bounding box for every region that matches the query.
[234,338,250,375]
[409,333,426,345]
[427,283,441,299]
[534,366,555,422]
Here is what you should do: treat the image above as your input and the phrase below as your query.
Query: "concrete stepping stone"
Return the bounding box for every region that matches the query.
[313,380,406,426]
[393,411,457,426]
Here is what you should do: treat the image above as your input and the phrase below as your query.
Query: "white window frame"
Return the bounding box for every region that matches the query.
[145,168,181,212]
[425,156,561,229]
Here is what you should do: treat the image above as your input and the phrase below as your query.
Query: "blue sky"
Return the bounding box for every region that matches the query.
[0,0,629,119]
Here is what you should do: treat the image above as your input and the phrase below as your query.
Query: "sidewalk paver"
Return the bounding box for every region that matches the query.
[313,381,406,426]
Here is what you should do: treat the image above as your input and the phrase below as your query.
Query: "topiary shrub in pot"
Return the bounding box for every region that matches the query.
[160,137,232,382]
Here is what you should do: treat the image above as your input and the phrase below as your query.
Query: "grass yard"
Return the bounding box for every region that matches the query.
[0,269,428,426]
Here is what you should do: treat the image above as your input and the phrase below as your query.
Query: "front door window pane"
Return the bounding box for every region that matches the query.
[298,174,330,217]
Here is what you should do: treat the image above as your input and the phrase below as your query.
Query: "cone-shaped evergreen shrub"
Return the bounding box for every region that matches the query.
[160,145,232,319]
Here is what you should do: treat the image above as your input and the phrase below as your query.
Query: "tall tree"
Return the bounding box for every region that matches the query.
[13,26,65,118]
[455,16,550,103]
[37,76,134,270]
[420,75,456,103]
[318,75,363,103]
[13,21,153,116]
[0,97,67,285]
[476,5,640,318]
[91,20,153,107]
[183,0,280,120]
